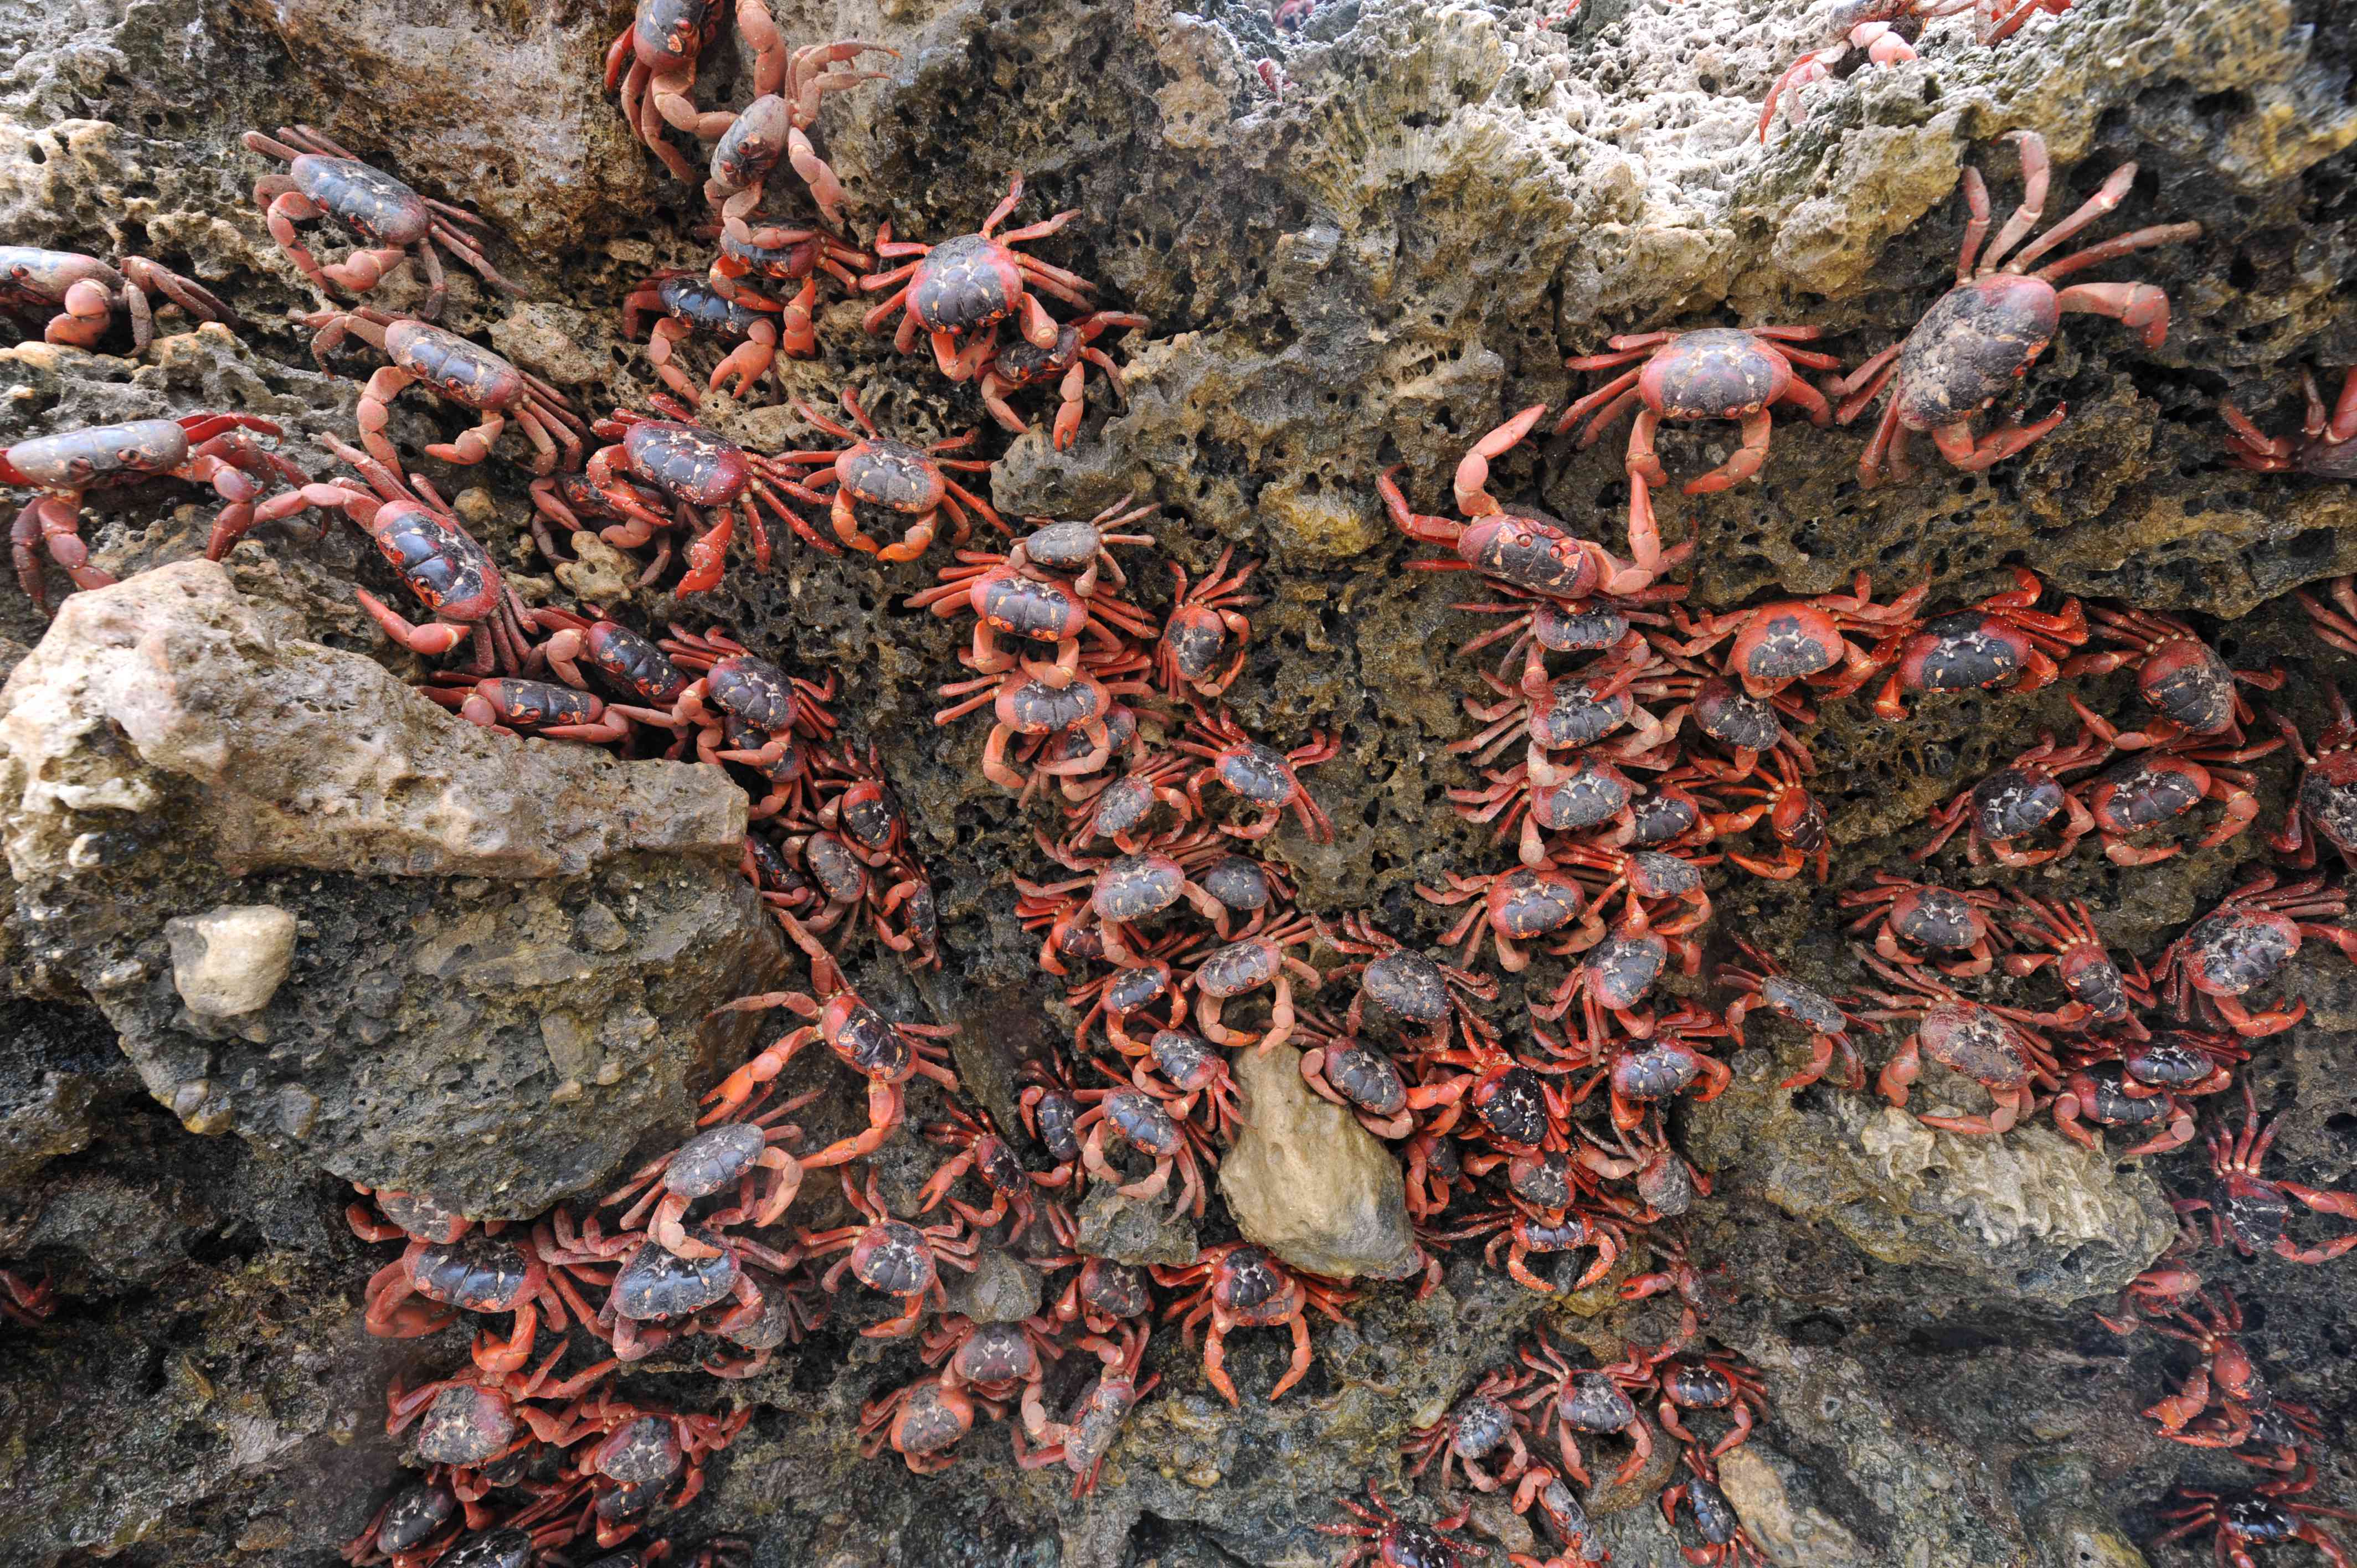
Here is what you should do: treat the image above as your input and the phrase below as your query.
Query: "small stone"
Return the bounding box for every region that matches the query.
[1217,1044,1416,1281]
[940,1245,1044,1323]
[555,534,642,605]
[275,1085,318,1139]
[166,905,296,1019]
[576,900,628,952]
[1077,1185,1200,1267]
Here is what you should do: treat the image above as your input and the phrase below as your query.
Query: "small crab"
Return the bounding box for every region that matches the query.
[1858,955,2067,1136]
[2155,1466,2357,1568]
[646,627,838,766]
[918,1106,1075,1246]
[1318,1482,1479,1568]
[1826,131,2199,486]
[936,649,1154,796]
[2222,365,2357,478]
[1379,403,1686,599]
[1439,1200,1628,1294]
[2000,894,2152,1031]
[1719,936,1871,1091]
[1155,545,1263,700]
[903,532,1156,690]
[2272,688,2357,871]
[306,306,586,477]
[1126,1029,1246,1143]
[699,42,898,231]
[245,126,516,318]
[0,245,240,352]
[2067,714,2278,864]
[858,1374,984,1476]
[776,387,1005,560]
[1643,1341,1771,1459]
[1455,582,1679,698]
[2173,1082,2357,1265]
[1839,871,2003,976]
[1018,837,1235,972]
[1911,726,2108,865]
[976,310,1148,448]
[362,1230,600,1374]
[600,1087,822,1257]
[1702,751,1830,881]
[1871,568,2088,718]
[923,1312,1065,1433]
[1157,1243,1357,1405]
[2154,871,2357,1037]
[861,173,1097,378]
[621,271,792,406]
[1071,1078,1216,1218]
[1662,1447,1768,1567]
[1661,572,1928,700]
[582,410,836,592]
[1557,1003,1735,1133]
[1759,0,2070,140]
[2052,1064,2194,1157]
[1177,707,1338,842]
[1316,912,1500,1051]
[1296,1014,1422,1139]
[1185,911,1322,1052]
[2,413,307,613]
[1013,1322,1160,1498]
[1558,325,1840,493]
[799,1167,979,1337]
[424,674,639,745]
[1402,1370,1538,1493]
[702,914,959,1160]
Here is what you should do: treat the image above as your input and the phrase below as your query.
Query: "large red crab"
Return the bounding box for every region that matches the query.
[2153,871,2357,1037]
[1826,131,2199,486]
[1557,326,1839,493]
[774,387,1004,561]
[2173,1082,2357,1266]
[861,174,1097,379]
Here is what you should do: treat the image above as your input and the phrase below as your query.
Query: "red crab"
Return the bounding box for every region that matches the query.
[799,1167,979,1337]
[1719,936,1871,1091]
[562,1390,749,1533]
[1857,955,2067,1136]
[2000,894,2152,1033]
[1759,0,2071,139]
[1911,726,2108,865]
[2062,606,2282,745]
[2154,871,2357,1037]
[305,306,585,478]
[702,912,958,1160]
[1418,861,1589,972]
[1452,658,1677,785]
[1070,1076,1217,1218]
[1450,754,1655,868]
[1402,1373,1540,1492]
[1557,325,1839,493]
[1555,1003,1735,1133]
[1018,837,1236,973]
[620,271,794,406]
[600,1087,822,1257]
[1662,1447,1768,1567]
[1043,1254,1157,1336]
[1826,131,2199,486]
[1123,1029,1245,1142]
[581,409,835,592]
[1871,568,2088,718]
[2222,365,2357,478]
[699,43,898,232]
[1183,911,1322,1051]
[601,0,805,185]
[244,126,516,319]
[1839,871,2003,976]
[1702,751,1830,881]
[2051,1064,2195,1157]
[936,644,1155,796]
[2173,1082,2357,1265]
[0,245,240,352]
[1176,707,1338,842]
[861,174,1096,378]
[775,387,1004,560]
[1660,572,1927,700]
[1,413,307,612]
[1013,1322,1160,1498]
[1155,545,1263,700]
[1056,752,1197,858]
[360,1227,602,1373]
[923,1312,1066,1435]
[2272,688,2357,870]
[423,674,644,745]
[1438,1198,1628,1294]
[858,1374,986,1476]
[1294,1011,1425,1139]
[1316,913,1499,1050]
[1531,905,1697,1049]
[2297,576,2357,658]
[1318,1482,1480,1568]
[2155,1465,2357,1568]
[2067,703,2278,864]
[904,531,1157,689]
[1641,1340,1771,1459]
[1155,1242,1357,1405]
[1513,1328,1658,1488]
[1454,582,1679,697]
[383,1344,617,1468]
[917,1106,1075,1247]
[1378,403,1687,600]
[976,310,1149,448]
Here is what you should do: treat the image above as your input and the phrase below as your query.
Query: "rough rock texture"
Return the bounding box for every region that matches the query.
[0,0,2350,1565]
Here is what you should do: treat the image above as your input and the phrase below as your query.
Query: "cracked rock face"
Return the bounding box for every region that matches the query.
[0,0,2351,1566]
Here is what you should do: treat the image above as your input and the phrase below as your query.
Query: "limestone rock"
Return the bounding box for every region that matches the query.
[165,905,295,1020]
[1218,1044,1416,1282]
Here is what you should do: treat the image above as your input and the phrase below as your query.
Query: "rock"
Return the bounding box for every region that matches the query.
[1075,1183,1200,1268]
[165,905,296,1020]
[224,0,665,257]
[0,563,784,1213]
[0,561,742,882]
[1218,1044,1417,1281]
[1715,1445,1872,1567]
[940,1244,1044,1324]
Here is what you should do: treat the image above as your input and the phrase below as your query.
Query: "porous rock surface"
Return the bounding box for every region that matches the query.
[0,0,2348,1565]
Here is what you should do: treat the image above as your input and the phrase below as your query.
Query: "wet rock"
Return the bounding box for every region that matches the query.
[1075,1183,1199,1268]
[1218,1043,1417,1281]
[166,904,296,1020]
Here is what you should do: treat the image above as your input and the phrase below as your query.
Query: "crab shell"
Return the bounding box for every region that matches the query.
[1193,936,1284,998]
[1319,1038,1409,1116]
[1208,1245,1296,1324]
[614,1234,741,1320]
[1201,855,1273,912]
[2135,637,2238,733]
[1506,1150,1577,1209]
[1447,1393,1516,1458]
[626,420,752,507]
[708,653,802,731]
[996,673,1107,735]
[888,1379,974,1457]
[1103,1089,1185,1156]
[1759,973,1846,1034]
[1472,1066,1552,1147]
[1893,275,2060,432]
[1640,329,1792,419]
[1586,927,1668,1008]
[287,154,433,247]
[1560,1373,1639,1432]
[823,994,912,1079]
[411,1234,535,1311]
[655,273,771,341]
[586,622,688,703]
[1970,764,2066,839]
[668,1122,770,1198]
[802,831,868,902]
[1532,684,1634,749]
[1455,509,1602,598]
[2,418,194,488]
[1897,612,2032,693]
[1610,1039,1701,1102]
[1093,853,1187,921]
[1887,886,1987,950]
[415,1384,518,1465]
[2090,755,2206,833]
[1691,677,1784,750]
[370,500,504,621]
[588,1416,685,1486]
[1213,743,1300,805]
[1362,949,1451,1024]
[1022,518,1106,571]
[2183,910,2298,997]
[384,319,526,411]
[1487,868,1585,938]
[440,1527,537,1568]
[1916,1003,2032,1089]
[370,1481,457,1554]
[838,437,947,515]
[1728,602,1846,684]
[909,233,1026,335]
[851,1219,939,1297]
[977,570,1088,641]
[474,678,604,730]
[631,0,714,73]
[1531,762,1630,832]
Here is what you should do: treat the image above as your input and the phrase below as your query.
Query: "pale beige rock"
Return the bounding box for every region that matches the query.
[164,905,296,1019]
[1217,1043,1416,1281]
[0,560,744,886]
[1717,1446,1873,1567]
